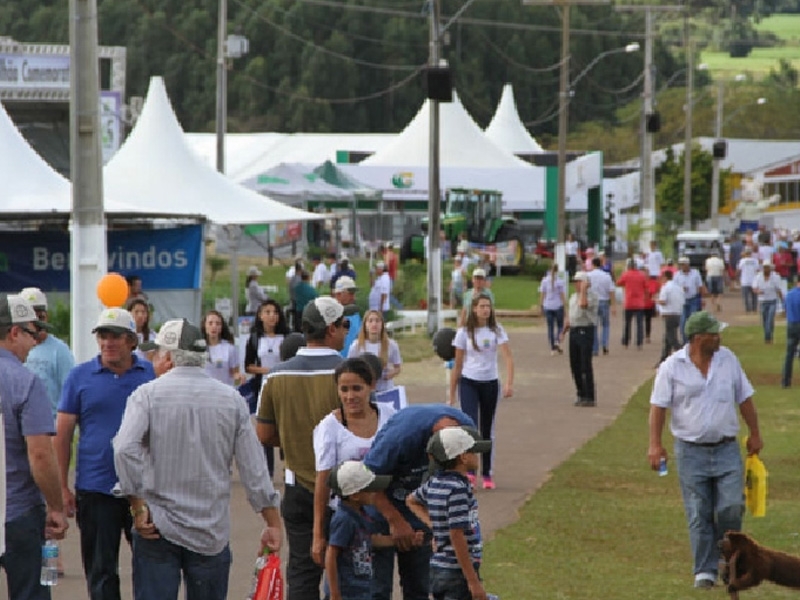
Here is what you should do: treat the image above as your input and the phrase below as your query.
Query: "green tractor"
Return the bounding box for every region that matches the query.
[400,188,525,273]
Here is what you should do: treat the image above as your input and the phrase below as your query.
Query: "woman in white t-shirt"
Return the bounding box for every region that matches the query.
[347,310,402,393]
[244,299,290,477]
[311,357,396,566]
[449,294,514,490]
[201,310,240,386]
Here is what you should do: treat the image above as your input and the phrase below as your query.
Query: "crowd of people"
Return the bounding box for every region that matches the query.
[4,226,794,598]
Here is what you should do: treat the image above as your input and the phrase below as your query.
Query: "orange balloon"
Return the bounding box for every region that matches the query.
[97,273,130,308]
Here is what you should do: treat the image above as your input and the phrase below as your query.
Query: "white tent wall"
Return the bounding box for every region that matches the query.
[485,84,544,155]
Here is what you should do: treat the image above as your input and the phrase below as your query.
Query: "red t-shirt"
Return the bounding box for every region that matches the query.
[385,251,399,281]
[644,277,660,310]
[617,269,648,310]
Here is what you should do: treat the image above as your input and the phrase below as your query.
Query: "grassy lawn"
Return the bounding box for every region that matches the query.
[754,14,800,44]
[699,46,800,79]
[482,323,800,599]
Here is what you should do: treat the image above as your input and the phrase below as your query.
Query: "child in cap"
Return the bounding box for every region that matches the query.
[325,461,396,600]
[406,426,492,600]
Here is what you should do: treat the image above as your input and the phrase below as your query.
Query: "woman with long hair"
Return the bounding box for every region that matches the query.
[244,299,290,476]
[346,310,402,393]
[539,262,566,355]
[448,294,514,490]
[201,309,241,386]
[127,297,155,361]
[311,357,396,567]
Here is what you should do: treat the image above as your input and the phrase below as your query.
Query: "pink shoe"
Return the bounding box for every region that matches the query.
[466,472,476,486]
[482,476,495,490]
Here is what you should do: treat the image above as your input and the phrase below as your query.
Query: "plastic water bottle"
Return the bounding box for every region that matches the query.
[40,540,59,586]
[659,457,668,477]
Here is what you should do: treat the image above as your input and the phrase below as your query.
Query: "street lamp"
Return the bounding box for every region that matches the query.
[554,41,639,269]
[709,73,767,228]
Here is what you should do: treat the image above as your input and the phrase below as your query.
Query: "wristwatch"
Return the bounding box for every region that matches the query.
[129,504,148,518]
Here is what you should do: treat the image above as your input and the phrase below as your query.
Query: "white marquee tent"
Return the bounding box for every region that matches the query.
[485,84,544,155]
[361,91,532,169]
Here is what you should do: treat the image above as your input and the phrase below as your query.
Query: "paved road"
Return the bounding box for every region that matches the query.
[46,291,754,599]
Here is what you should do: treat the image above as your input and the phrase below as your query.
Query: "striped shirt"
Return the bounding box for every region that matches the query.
[113,366,280,556]
[412,471,482,570]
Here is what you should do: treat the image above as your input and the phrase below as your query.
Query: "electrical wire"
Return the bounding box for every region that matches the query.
[473,28,565,76]
[582,71,645,95]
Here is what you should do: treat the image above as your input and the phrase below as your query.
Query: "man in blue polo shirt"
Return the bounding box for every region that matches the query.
[55,308,155,600]
[363,404,475,600]
[782,278,800,388]
[0,293,69,600]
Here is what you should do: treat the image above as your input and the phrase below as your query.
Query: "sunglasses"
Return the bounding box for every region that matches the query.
[17,326,38,338]
[339,318,351,330]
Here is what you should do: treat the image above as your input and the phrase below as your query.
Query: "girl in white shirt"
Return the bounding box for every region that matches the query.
[347,310,402,393]
[201,310,240,386]
[311,357,396,566]
[449,294,514,489]
[127,298,156,362]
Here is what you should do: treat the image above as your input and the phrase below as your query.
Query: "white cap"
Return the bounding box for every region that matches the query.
[427,427,491,462]
[334,276,358,293]
[678,256,690,265]
[0,293,48,329]
[20,287,48,310]
[92,308,136,334]
[574,271,590,282]
[472,268,487,278]
[375,261,386,269]
[302,296,345,329]
[328,461,391,497]
[140,319,207,352]
[247,266,262,276]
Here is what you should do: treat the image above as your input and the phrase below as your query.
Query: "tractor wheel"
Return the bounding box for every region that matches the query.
[400,234,424,263]
[495,227,525,274]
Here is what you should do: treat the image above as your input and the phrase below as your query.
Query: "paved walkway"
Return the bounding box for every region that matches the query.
[50,292,754,599]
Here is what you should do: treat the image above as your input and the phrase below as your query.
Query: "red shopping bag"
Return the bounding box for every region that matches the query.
[253,552,283,600]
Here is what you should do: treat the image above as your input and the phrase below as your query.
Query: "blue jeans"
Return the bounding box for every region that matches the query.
[680,297,703,344]
[76,491,133,600]
[0,505,49,600]
[783,322,800,386]
[674,439,744,578]
[760,300,777,342]
[544,307,564,350]
[593,301,610,354]
[372,534,431,600]
[430,565,479,600]
[741,286,757,313]
[458,377,499,477]
[132,533,231,600]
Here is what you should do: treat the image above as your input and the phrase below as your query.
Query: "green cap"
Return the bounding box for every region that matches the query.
[685,311,727,337]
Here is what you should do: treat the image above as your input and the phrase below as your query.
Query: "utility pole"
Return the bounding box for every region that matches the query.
[682,9,694,229]
[710,80,723,229]
[426,0,442,336]
[70,0,106,363]
[616,5,682,250]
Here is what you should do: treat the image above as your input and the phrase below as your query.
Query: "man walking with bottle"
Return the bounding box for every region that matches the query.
[0,293,68,600]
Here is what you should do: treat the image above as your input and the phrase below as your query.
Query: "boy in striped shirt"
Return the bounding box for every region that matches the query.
[406,427,491,600]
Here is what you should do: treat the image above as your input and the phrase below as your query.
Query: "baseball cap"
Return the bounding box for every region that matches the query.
[334,276,358,293]
[92,308,136,334]
[20,287,48,310]
[0,294,49,329]
[247,266,262,277]
[472,268,486,278]
[427,426,492,463]
[139,318,207,352]
[685,311,727,337]
[574,271,590,282]
[279,332,306,361]
[328,461,391,497]
[762,259,773,268]
[302,297,344,330]
[375,261,385,269]
[678,256,690,265]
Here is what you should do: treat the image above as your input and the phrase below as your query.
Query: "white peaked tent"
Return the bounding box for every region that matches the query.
[104,77,320,225]
[361,91,531,168]
[0,101,72,214]
[485,84,544,154]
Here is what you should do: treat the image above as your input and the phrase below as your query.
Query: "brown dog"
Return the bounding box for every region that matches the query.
[719,530,800,597]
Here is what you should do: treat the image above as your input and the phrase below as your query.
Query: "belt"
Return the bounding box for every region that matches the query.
[684,436,736,447]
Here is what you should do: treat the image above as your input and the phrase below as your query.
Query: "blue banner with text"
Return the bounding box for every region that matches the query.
[0,225,203,292]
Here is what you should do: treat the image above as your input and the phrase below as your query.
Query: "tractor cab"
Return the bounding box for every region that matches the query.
[444,188,504,243]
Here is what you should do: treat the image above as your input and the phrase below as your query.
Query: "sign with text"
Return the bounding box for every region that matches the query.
[0,54,70,91]
[0,225,203,292]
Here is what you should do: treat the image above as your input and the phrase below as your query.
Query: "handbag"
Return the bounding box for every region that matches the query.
[744,453,767,517]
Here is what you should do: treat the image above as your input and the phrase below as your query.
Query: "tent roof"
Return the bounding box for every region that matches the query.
[104,77,320,225]
[361,91,532,169]
[485,84,544,154]
[313,160,381,198]
[240,162,352,201]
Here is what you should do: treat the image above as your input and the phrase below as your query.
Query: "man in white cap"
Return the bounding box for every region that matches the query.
[674,256,706,343]
[0,293,69,599]
[459,268,495,326]
[114,319,282,600]
[752,259,784,344]
[245,266,267,315]
[369,261,391,317]
[55,308,155,600]
[334,275,361,358]
[562,271,599,407]
[256,297,346,600]
[20,287,75,419]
